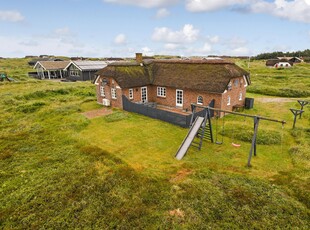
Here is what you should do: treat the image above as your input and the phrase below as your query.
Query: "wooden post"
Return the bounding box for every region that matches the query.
[290,109,304,129]
[247,116,260,167]
[297,100,309,118]
[189,104,197,126]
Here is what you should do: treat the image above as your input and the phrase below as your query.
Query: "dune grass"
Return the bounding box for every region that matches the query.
[237,59,310,97]
[0,60,309,229]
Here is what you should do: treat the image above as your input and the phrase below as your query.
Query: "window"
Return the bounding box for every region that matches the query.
[176,89,183,107]
[69,65,79,76]
[197,96,203,105]
[234,79,239,87]
[100,86,105,97]
[227,96,231,105]
[141,87,147,103]
[243,75,248,87]
[111,88,117,99]
[228,81,232,90]
[239,92,242,101]
[129,88,133,99]
[157,87,166,97]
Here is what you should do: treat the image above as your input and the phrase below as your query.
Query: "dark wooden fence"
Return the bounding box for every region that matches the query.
[122,96,214,128]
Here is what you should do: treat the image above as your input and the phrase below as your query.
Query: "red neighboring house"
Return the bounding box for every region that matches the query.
[94,53,250,118]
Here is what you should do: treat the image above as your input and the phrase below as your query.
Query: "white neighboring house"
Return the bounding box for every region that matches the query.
[275,62,292,68]
[266,59,293,68]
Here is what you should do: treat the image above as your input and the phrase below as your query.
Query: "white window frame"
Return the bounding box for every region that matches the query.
[157,87,166,97]
[239,92,242,101]
[141,86,148,103]
[100,86,105,97]
[227,96,231,105]
[176,89,183,107]
[129,88,133,100]
[197,96,203,105]
[243,75,248,87]
[111,88,117,99]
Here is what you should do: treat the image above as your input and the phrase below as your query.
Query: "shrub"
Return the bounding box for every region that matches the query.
[16,102,46,113]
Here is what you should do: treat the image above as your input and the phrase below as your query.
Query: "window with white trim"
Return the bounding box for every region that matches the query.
[111,88,117,99]
[239,92,242,101]
[157,87,166,97]
[176,89,183,107]
[227,96,231,105]
[129,88,133,99]
[197,96,203,105]
[100,86,105,97]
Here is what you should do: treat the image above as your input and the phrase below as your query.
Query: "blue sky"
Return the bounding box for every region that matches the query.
[1,0,310,58]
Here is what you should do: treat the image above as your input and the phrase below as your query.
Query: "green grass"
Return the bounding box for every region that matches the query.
[237,60,310,97]
[0,59,309,229]
[0,58,34,81]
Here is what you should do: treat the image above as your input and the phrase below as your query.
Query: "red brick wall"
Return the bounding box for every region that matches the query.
[96,76,248,114]
[96,77,123,108]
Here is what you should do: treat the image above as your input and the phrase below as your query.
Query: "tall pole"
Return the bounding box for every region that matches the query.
[248,117,260,167]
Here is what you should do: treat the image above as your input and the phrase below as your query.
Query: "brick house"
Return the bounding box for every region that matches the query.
[95,53,250,116]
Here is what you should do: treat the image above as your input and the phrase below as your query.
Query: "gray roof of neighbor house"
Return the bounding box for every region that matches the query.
[96,59,250,94]
[65,61,108,71]
[34,61,70,70]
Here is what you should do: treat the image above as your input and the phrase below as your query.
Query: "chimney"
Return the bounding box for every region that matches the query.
[136,53,143,64]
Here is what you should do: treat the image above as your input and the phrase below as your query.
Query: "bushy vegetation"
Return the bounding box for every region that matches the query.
[254,49,310,60]
[0,59,309,229]
[0,58,34,81]
[237,60,310,97]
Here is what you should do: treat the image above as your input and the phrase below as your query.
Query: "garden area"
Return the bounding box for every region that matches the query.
[0,58,309,229]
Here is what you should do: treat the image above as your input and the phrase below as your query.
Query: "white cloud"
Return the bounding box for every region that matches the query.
[103,0,178,8]
[0,10,24,22]
[251,0,310,23]
[164,43,179,50]
[152,24,199,43]
[202,43,212,52]
[186,0,310,23]
[206,35,220,44]
[230,46,251,56]
[186,0,249,12]
[0,35,99,58]
[114,33,127,45]
[156,8,170,18]
[54,27,73,37]
[141,47,154,56]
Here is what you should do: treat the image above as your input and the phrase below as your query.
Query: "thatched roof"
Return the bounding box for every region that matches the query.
[96,64,151,88]
[34,61,70,70]
[96,59,249,93]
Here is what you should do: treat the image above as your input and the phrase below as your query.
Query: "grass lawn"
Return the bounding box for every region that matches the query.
[0,59,309,229]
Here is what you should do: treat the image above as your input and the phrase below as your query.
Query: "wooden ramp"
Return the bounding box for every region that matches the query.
[175,116,204,160]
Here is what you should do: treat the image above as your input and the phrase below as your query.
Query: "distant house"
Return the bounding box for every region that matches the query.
[266,59,293,68]
[95,53,251,118]
[28,58,64,66]
[277,57,303,63]
[64,61,107,81]
[34,61,70,79]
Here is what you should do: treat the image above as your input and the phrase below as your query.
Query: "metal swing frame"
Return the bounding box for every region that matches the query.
[191,103,286,167]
